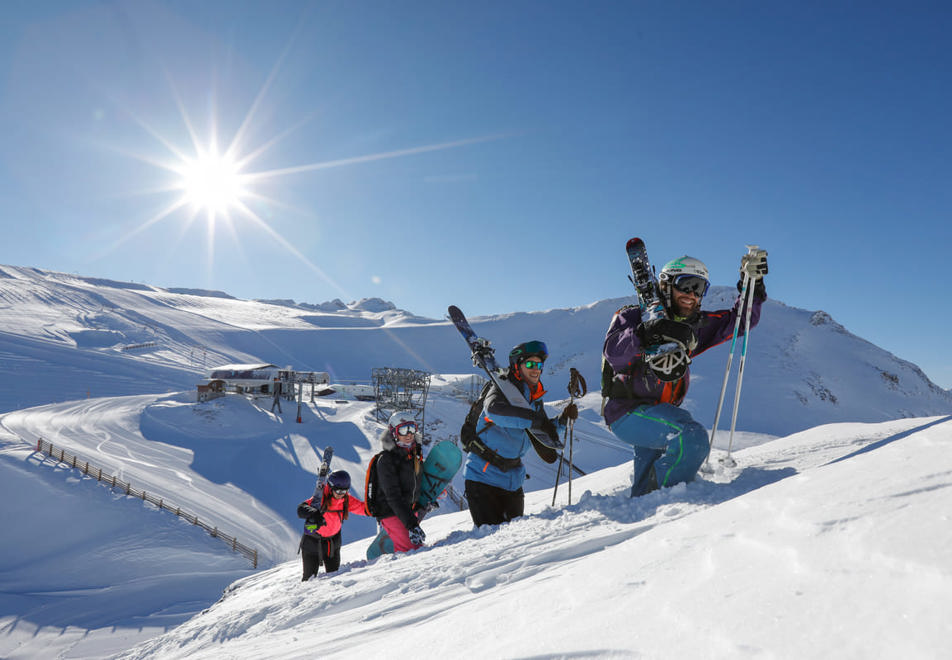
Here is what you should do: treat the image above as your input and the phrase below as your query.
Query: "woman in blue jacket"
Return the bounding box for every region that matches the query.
[464,340,573,526]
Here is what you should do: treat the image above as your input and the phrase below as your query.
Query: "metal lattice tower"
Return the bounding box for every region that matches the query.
[466,374,487,403]
[372,367,431,443]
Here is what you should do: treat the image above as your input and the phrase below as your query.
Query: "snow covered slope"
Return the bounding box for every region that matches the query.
[3,378,950,658]
[0,381,630,658]
[117,415,952,660]
[2,264,950,435]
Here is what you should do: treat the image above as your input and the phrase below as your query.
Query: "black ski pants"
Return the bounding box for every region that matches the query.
[465,479,524,527]
[301,532,342,580]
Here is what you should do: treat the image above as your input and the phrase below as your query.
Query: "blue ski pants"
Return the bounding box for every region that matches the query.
[609,403,709,496]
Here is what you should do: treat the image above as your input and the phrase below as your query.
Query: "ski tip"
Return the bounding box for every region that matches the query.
[625,237,645,248]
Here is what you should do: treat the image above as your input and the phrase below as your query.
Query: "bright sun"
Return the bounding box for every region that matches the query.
[178,148,246,217]
[111,73,501,281]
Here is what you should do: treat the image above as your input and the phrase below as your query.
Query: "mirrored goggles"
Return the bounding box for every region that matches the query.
[393,421,418,436]
[672,274,709,297]
[522,359,545,370]
[332,488,348,497]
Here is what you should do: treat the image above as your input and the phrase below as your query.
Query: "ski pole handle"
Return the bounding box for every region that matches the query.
[567,368,587,400]
[742,245,768,279]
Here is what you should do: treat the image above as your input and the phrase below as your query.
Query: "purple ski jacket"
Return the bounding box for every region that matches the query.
[602,290,765,427]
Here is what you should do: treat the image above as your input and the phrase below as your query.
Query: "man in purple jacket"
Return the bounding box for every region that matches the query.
[602,252,768,496]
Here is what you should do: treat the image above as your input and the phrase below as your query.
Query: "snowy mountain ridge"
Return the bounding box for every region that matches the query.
[1,262,949,435]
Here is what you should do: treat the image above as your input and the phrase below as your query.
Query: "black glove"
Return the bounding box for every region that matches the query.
[422,501,440,515]
[408,526,426,545]
[736,277,767,299]
[637,318,698,352]
[300,504,324,525]
[559,402,578,423]
[532,408,558,435]
[300,503,319,517]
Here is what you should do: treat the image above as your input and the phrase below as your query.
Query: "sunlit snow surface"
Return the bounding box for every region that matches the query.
[1,266,950,658]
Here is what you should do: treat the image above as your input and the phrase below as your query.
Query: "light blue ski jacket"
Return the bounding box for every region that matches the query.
[463,375,563,492]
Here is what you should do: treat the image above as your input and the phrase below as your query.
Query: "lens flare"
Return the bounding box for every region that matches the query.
[178,148,247,216]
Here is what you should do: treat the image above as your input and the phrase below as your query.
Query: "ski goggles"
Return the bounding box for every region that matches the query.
[522,360,545,370]
[393,421,418,436]
[332,488,348,497]
[671,274,709,297]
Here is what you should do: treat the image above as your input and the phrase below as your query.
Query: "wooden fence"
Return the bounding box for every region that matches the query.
[34,438,258,568]
[120,341,159,352]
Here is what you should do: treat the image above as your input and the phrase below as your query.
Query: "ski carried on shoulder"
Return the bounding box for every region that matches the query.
[447,305,563,453]
[312,446,334,499]
[626,237,692,382]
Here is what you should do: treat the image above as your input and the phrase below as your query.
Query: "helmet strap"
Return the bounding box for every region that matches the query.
[659,280,673,315]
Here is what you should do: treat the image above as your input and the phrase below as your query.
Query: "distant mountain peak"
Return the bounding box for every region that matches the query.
[348,298,396,313]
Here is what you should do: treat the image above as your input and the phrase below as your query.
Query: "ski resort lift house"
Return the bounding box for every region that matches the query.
[196,379,226,402]
[201,364,331,399]
[205,363,283,394]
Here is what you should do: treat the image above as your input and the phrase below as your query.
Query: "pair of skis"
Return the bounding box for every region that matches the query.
[312,447,334,499]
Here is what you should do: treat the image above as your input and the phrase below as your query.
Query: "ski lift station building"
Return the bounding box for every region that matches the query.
[206,363,281,393]
[204,363,329,394]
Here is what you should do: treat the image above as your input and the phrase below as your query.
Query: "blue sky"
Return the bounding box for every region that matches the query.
[1,1,950,388]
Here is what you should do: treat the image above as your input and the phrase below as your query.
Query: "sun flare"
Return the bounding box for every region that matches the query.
[178,148,246,217]
[107,62,504,297]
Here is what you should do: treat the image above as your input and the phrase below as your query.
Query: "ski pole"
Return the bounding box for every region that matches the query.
[723,262,759,466]
[552,433,567,506]
[552,368,586,506]
[567,416,576,505]
[702,270,751,471]
[704,244,763,469]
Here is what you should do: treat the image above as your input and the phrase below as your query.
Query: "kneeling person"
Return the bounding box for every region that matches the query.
[602,252,767,496]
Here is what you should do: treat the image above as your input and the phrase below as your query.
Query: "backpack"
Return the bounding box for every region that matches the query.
[364,443,424,517]
[363,452,386,517]
[459,380,522,472]
[601,305,640,400]
[460,380,493,449]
